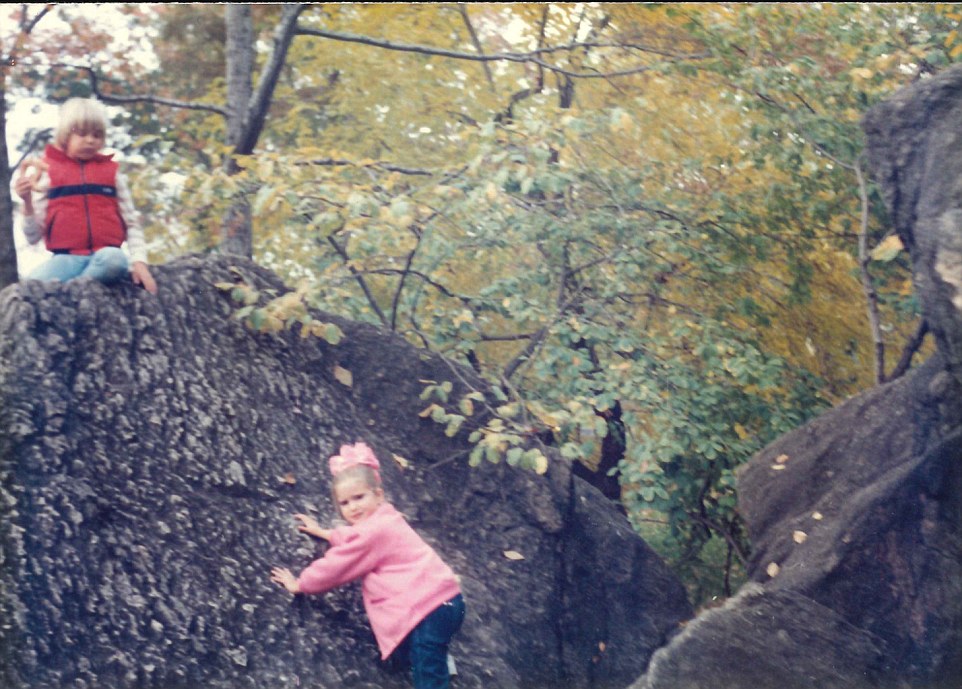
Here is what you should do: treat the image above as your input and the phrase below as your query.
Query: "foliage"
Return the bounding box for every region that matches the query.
[214,274,343,344]
[5,3,960,604]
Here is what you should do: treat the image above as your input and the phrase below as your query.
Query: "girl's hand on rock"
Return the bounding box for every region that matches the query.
[270,566,300,594]
[294,513,331,541]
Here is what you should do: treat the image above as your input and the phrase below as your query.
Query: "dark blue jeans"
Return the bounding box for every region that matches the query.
[396,594,465,689]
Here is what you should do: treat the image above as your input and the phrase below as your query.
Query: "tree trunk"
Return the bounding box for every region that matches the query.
[220,3,255,258]
[0,79,19,290]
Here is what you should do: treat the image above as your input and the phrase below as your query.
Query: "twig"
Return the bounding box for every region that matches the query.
[854,159,885,384]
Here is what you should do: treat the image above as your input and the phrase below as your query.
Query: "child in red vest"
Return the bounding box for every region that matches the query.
[13,98,157,293]
[271,442,465,689]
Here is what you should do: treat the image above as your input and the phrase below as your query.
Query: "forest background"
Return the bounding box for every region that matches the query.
[2,2,959,607]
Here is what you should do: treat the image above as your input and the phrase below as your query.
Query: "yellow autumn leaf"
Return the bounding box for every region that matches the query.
[733,423,750,440]
[870,234,904,262]
[775,454,790,464]
[793,530,808,544]
[766,562,780,578]
[812,511,824,521]
[333,365,353,387]
[419,403,442,418]
[391,453,410,469]
[452,310,474,327]
[849,67,873,81]
[532,453,548,475]
[503,550,525,560]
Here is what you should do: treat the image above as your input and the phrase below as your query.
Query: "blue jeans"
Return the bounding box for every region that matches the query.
[28,247,129,285]
[394,594,465,689]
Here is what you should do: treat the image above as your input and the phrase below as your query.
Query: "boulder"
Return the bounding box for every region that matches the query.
[862,64,962,380]
[0,254,692,689]
[633,63,962,689]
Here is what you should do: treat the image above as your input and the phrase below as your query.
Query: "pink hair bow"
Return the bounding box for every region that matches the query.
[328,442,381,479]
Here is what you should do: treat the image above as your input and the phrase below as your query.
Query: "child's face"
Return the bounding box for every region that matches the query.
[334,477,383,525]
[64,128,105,161]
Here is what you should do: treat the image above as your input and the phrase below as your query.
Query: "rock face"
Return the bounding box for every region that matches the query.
[862,64,962,380]
[0,255,692,689]
[633,64,962,689]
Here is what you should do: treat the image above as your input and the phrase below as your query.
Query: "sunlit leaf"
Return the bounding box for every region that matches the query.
[333,365,353,387]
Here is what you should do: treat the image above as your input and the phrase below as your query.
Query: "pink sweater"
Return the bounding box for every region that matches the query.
[296,502,462,659]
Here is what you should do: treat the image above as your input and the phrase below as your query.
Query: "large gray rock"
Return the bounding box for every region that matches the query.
[633,63,962,689]
[0,255,692,689]
[639,585,885,689]
[863,64,962,380]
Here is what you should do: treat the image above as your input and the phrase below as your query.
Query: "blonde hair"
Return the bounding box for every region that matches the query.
[54,98,108,148]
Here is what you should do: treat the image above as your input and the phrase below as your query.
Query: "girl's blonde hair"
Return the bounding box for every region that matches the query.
[54,98,108,148]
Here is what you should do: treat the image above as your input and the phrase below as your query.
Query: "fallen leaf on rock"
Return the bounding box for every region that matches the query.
[392,453,410,469]
[793,530,807,544]
[503,550,525,560]
[333,365,353,387]
[775,453,790,464]
[812,511,824,520]
[766,562,780,578]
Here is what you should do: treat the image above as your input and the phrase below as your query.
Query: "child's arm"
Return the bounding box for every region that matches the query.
[116,173,157,294]
[294,513,332,541]
[271,523,383,596]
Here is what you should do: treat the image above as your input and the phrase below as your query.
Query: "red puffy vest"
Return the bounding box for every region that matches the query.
[43,144,127,254]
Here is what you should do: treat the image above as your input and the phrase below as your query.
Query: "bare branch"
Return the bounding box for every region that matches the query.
[498,5,548,122]
[3,4,53,64]
[885,319,929,382]
[325,235,389,326]
[303,157,434,176]
[363,267,472,304]
[71,65,228,116]
[390,228,422,331]
[479,331,539,343]
[855,159,886,384]
[457,4,495,91]
[19,3,54,36]
[687,512,748,568]
[502,325,551,381]
[293,25,707,79]
[236,3,305,154]
[8,127,50,173]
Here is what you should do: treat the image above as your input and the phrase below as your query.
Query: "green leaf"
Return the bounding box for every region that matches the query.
[321,323,344,345]
[444,415,465,437]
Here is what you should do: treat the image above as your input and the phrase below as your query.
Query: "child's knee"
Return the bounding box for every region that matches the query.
[86,247,129,283]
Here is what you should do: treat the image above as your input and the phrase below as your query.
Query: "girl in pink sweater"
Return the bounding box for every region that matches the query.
[270,442,465,689]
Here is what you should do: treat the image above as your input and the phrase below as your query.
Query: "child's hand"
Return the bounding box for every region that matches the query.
[13,158,45,209]
[294,513,331,541]
[131,261,157,294]
[270,566,301,594]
